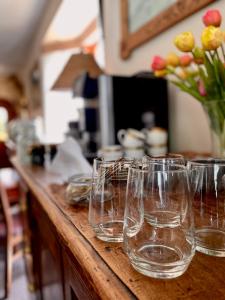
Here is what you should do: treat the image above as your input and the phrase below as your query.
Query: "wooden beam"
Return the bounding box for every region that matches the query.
[42,18,98,53]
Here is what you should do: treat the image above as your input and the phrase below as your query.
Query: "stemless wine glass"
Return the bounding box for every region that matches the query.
[143,153,186,165]
[188,159,225,256]
[124,163,195,279]
[89,158,133,242]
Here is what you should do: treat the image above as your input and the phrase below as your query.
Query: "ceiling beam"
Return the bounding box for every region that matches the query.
[42,17,97,53]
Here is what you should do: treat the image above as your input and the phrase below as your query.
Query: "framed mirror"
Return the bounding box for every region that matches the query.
[120,0,216,59]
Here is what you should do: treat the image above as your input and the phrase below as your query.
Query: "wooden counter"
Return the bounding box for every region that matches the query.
[12,158,225,300]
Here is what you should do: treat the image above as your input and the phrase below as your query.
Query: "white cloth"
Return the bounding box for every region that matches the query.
[49,137,92,182]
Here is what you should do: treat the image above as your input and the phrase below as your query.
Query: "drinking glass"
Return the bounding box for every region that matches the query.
[188,159,225,256]
[89,158,133,242]
[143,153,185,165]
[124,164,195,279]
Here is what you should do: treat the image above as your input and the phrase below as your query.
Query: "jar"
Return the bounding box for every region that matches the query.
[66,174,92,205]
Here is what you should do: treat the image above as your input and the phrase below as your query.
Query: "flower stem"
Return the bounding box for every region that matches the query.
[167,67,185,82]
[221,44,225,62]
[208,51,215,62]
[215,49,220,61]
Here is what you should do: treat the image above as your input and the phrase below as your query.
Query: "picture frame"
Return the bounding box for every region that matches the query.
[120,0,216,59]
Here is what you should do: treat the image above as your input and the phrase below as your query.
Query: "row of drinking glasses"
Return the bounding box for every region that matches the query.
[88,154,225,279]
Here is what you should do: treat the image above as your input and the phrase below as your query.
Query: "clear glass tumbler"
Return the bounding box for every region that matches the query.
[143,153,185,165]
[188,159,225,256]
[89,158,132,242]
[124,164,195,279]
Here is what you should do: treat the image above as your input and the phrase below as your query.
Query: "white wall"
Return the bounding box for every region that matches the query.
[40,0,101,144]
[40,51,81,143]
[102,0,225,153]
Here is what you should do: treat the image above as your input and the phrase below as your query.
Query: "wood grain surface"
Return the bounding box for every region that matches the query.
[12,158,225,300]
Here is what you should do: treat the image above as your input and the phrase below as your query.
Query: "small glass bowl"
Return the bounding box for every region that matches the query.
[66,174,92,205]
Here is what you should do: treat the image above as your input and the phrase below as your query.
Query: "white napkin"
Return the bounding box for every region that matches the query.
[49,137,92,182]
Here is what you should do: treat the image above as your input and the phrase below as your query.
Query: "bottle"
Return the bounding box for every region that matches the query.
[16,121,38,165]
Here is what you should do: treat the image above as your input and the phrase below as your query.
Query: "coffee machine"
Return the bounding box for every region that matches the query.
[72,73,99,159]
[98,72,169,148]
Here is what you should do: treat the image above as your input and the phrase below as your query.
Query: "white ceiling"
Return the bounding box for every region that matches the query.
[0,0,61,75]
[44,0,98,42]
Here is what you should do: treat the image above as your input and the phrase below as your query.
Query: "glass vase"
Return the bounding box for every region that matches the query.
[203,100,225,158]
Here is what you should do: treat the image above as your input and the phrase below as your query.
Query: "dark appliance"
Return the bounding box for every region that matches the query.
[111,72,168,145]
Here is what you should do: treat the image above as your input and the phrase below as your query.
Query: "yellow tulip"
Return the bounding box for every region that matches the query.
[201,26,223,50]
[166,53,180,67]
[154,70,168,77]
[223,31,225,41]
[177,69,189,80]
[174,32,195,52]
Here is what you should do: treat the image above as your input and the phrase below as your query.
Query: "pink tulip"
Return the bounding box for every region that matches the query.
[151,56,167,71]
[198,79,207,96]
[180,55,193,67]
[202,9,222,27]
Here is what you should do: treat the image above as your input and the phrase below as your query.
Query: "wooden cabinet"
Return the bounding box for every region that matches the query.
[28,193,101,300]
[30,197,64,300]
[63,251,99,300]
[13,158,225,300]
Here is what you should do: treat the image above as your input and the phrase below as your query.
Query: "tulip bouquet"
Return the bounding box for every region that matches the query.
[151,9,225,157]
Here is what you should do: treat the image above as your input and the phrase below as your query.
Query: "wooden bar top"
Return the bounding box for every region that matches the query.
[12,158,225,300]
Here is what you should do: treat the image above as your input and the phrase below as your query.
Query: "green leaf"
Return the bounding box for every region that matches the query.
[201,54,221,99]
[199,66,207,83]
[218,60,225,89]
[212,57,221,85]
[204,53,215,80]
[186,76,198,91]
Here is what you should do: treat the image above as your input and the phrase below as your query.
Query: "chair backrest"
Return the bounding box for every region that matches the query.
[0,168,20,205]
[0,183,13,237]
[0,142,12,168]
[0,99,18,169]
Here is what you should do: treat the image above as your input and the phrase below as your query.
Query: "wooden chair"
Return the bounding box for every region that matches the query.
[0,182,23,299]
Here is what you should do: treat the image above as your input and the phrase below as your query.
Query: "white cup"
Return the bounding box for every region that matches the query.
[117,128,145,148]
[142,127,168,146]
[97,145,123,161]
[147,146,168,156]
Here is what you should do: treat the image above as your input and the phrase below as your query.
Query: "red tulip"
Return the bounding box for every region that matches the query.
[202,9,222,27]
[198,79,207,96]
[180,55,193,67]
[151,56,167,71]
